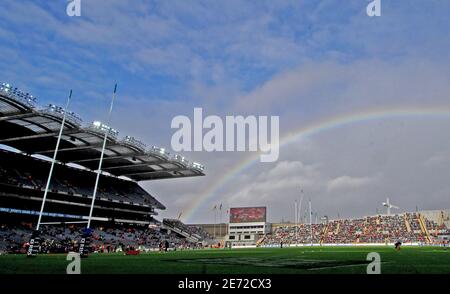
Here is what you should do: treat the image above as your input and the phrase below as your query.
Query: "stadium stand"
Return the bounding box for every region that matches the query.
[0,221,204,254]
[263,223,324,245]
[187,225,213,241]
[0,82,207,254]
[163,219,213,243]
[0,149,163,208]
[263,213,448,246]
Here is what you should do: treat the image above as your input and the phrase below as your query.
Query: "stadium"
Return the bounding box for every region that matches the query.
[0,83,449,275]
[2,2,450,285]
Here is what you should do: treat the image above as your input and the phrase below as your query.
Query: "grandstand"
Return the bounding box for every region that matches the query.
[0,82,208,254]
[163,219,213,243]
[263,212,449,247]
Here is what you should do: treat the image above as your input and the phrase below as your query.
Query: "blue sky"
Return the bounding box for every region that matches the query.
[1,0,450,222]
[2,1,448,108]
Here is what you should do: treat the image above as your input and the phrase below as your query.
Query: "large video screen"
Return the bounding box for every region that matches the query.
[229,207,266,223]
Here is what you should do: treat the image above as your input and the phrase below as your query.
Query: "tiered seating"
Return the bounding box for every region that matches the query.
[187,225,213,240]
[263,213,448,245]
[0,222,202,254]
[264,223,324,245]
[163,219,212,241]
[0,150,162,208]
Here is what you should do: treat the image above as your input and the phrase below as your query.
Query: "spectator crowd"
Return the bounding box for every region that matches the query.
[264,213,448,246]
[0,221,208,254]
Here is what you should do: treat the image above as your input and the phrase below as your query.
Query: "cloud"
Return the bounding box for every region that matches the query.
[326,175,377,192]
[423,154,450,168]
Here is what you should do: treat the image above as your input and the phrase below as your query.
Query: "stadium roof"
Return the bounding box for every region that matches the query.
[0,83,205,181]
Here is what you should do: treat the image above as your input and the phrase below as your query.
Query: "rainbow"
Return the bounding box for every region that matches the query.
[183,106,450,222]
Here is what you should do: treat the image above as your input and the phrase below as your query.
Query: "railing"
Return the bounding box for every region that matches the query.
[173,154,189,166]
[148,146,170,159]
[121,136,146,152]
[40,104,82,127]
[191,162,205,172]
[418,214,432,243]
[87,121,119,140]
[0,82,37,108]
[172,155,204,172]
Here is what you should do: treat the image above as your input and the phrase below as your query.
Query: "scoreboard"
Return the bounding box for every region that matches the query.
[229,207,266,223]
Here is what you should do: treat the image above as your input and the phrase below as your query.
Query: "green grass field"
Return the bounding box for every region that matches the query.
[1,246,449,274]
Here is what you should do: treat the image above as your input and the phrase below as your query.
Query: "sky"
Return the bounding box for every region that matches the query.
[1,0,450,223]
